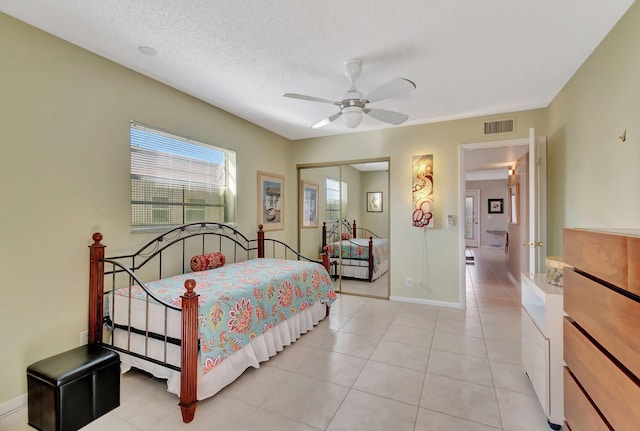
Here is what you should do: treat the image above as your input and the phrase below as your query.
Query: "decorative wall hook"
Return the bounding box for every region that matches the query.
[619,129,627,142]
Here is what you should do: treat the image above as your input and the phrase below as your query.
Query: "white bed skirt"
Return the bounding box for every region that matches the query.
[340,258,389,281]
[112,301,327,400]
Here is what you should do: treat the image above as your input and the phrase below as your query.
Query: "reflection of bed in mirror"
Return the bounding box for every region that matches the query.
[322,218,389,282]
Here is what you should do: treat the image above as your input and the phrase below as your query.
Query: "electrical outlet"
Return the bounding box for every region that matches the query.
[80,330,88,345]
[405,276,413,287]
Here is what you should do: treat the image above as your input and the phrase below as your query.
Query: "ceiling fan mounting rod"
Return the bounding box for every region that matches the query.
[344,58,362,84]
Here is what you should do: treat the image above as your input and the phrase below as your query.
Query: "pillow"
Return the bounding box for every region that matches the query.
[341,232,350,240]
[190,252,226,272]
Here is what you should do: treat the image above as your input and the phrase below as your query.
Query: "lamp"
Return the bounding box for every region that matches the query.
[508,168,514,176]
[342,106,363,128]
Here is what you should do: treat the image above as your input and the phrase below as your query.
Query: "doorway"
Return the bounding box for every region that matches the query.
[459,134,545,308]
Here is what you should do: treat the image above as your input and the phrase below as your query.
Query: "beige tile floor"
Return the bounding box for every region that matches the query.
[0,247,554,431]
[338,272,388,298]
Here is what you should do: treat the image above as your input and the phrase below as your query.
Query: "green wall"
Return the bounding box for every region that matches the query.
[0,13,294,404]
[545,1,640,254]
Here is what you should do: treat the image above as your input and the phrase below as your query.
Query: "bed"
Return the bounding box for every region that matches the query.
[321,218,389,282]
[88,222,335,423]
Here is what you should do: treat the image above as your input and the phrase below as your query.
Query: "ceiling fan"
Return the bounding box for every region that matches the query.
[284,58,416,129]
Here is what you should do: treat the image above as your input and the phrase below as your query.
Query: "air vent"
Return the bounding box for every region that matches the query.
[483,119,514,135]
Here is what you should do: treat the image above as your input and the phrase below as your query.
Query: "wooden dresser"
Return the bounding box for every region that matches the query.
[563,228,640,430]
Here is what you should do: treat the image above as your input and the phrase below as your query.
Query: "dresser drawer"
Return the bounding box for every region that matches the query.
[564,317,640,430]
[563,367,609,431]
[564,269,640,379]
[563,228,640,294]
[631,238,640,294]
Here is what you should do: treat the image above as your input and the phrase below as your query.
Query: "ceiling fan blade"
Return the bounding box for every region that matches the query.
[365,108,409,125]
[283,93,337,105]
[363,78,416,103]
[312,112,342,129]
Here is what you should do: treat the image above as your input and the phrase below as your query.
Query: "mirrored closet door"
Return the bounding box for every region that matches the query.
[298,159,389,299]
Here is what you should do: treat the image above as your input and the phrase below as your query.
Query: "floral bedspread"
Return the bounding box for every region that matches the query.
[325,238,389,273]
[115,258,336,373]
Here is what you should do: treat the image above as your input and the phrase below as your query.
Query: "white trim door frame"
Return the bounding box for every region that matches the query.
[458,134,547,309]
[528,128,548,274]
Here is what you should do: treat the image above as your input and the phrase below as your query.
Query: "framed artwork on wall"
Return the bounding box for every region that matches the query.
[258,171,284,230]
[367,191,383,212]
[488,198,504,214]
[301,181,319,228]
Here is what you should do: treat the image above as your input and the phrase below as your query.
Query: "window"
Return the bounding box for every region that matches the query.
[185,198,206,223]
[152,196,170,224]
[326,177,347,221]
[130,122,236,229]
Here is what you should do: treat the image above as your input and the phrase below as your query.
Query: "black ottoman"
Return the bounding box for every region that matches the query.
[27,345,120,431]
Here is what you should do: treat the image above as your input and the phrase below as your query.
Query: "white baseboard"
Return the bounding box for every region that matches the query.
[507,272,520,289]
[390,295,465,310]
[0,393,27,418]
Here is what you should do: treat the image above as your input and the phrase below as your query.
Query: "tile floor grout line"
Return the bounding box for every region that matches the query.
[467,251,497,428]
[470,248,508,430]
[414,304,437,429]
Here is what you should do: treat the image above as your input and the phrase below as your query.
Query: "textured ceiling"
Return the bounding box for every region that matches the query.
[1,1,634,141]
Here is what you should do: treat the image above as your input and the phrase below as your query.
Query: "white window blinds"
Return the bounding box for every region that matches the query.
[130,122,236,228]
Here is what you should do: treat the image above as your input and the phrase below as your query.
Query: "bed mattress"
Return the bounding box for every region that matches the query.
[105,257,335,398]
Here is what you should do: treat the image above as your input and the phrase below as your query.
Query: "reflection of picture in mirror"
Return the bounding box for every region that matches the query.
[301,181,319,227]
[367,191,383,212]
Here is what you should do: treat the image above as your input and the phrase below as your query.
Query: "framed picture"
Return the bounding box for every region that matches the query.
[488,198,504,214]
[367,191,383,212]
[301,181,319,228]
[257,171,284,231]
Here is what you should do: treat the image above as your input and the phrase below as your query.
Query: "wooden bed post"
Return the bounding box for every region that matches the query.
[180,279,199,423]
[89,233,105,345]
[257,224,265,258]
[322,222,327,249]
[321,246,331,274]
[321,246,332,317]
[352,220,357,238]
[368,236,374,282]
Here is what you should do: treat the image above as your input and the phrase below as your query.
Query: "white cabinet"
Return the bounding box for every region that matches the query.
[520,273,564,429]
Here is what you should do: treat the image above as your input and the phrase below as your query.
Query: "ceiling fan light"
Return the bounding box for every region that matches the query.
[342,106,362,128]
